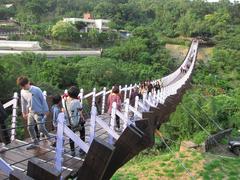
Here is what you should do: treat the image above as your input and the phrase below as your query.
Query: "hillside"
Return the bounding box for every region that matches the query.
[113,148,240,179]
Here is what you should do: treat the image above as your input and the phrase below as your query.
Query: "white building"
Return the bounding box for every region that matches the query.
[63,18,110,33]
[4,4,14,8]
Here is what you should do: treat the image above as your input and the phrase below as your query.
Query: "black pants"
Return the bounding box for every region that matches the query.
[0,122,10,145]
[69,125,85,152]
[35,125,40,139]
[116,115,120,128]
[0,102,10,145]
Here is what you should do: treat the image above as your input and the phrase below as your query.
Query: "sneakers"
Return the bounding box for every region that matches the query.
[0,144,8,153]
[71,151,75,157]
[115,127,121,132]
[79,149,86,156]
[51,142,56,147]
[26,140,39,150]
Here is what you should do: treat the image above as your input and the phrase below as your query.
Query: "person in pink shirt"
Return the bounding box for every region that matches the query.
[107,85,122,131]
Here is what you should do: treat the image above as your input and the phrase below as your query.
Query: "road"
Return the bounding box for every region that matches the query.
[0,50,102,58]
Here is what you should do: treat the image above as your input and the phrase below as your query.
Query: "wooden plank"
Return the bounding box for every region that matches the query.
[10,169,34,180]
[27,158,61,180]
[6,140,83,179]
[77,138,115,180]
[121,121,154,165]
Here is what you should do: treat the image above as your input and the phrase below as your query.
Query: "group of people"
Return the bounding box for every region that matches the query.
[139,80,163,97]
[107,80,163,130]
[0,76,164,155]
[180,49,195,73]
[16,76,86,156]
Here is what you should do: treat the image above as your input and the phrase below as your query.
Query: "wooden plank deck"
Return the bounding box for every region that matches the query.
[0,112,133,179]
[0,113,125,179]
[0,139,83,179]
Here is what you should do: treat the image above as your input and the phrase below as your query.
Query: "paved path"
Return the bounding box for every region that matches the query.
[0,50,101,58]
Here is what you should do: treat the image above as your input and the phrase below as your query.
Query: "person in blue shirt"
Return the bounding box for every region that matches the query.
[17,76,52,150]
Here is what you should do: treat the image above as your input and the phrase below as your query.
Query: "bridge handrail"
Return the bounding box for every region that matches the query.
[3,92,18,141]
[55,112,90,173]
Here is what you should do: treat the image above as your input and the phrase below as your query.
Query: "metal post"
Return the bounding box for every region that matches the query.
[109,102,116,144]
[90,106,97,144]
[11,92,18,141]
[101,87,106,114]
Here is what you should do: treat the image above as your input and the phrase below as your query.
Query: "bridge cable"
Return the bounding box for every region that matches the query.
[155,130,195,180]
[188,95,223,131]
[180,103,232,157]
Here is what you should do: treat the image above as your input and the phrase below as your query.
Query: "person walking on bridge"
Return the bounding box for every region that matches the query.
[108,85,122,131]
[64,86,85,156]
[17,76,52,150]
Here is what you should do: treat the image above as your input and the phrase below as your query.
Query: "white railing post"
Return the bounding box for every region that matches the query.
[119,85,122,93]
[124,85,127,102]
[92,88,96,107]
[79,88,84,106]
[55,113,65,174]
[101,87,106,114]
[123,99,129,131]
[135,96,139,110]
[11,92,18,141]
[109,102,116,144]
[148,92,152,103]
[157,89,160,104]
[129,84,133,98]
[134,95,140,118]
[90,106,97,144]
[43,91,47,100]
[143,92,147,107]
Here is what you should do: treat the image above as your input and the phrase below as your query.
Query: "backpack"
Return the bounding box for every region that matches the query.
[64,99,83,131]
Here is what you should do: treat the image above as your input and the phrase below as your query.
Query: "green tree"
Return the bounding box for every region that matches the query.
[51,21,78,41]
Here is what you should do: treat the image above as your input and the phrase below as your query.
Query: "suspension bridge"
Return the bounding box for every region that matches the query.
[0,40,198,179]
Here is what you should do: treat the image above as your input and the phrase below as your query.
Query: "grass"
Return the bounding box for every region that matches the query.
[198,154,240,180]
[165,43,213,65]
[112,149,240,180]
